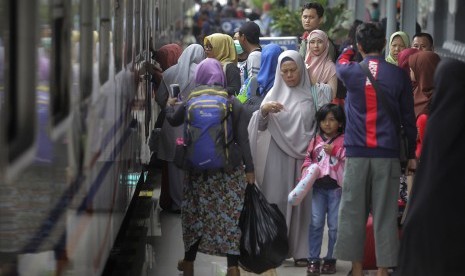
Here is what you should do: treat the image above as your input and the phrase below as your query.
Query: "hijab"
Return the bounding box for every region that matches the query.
[397,48,420,75]
[408,51,440,116]
[396,58,465,276]
[305,30,336,84]
[204,33,237,66]
[194,58,226,87]
[256,43,282,96]
[259,50,316,159]
[156,43,183,71]
[161,44,205,100]
[386,31,410,65]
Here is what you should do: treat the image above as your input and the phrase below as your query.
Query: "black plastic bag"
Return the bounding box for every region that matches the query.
[239,184,289,274]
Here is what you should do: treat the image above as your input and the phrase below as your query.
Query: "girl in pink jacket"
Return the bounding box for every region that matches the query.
[288,103,346,275]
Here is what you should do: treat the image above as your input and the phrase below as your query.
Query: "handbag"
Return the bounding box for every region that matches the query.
[359,62,409,164]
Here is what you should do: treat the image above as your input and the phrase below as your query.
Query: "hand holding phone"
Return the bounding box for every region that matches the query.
[170,84,180,98]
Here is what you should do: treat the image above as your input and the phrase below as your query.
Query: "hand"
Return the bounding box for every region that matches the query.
[406,159,417,176]
[246,172,255,185]
[310,74,318,85]
[323,144,334,154]
[261,101,284,117]
[167,97,177,106]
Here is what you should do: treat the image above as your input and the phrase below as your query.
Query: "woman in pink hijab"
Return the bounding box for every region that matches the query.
[305,30,337,99]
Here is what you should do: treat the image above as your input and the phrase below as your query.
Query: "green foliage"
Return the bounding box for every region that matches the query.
[269,7,303,37]
[270,0,352,42]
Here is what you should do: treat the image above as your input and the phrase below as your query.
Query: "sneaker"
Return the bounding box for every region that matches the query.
[307,259,321,276]
[321,259,337,274]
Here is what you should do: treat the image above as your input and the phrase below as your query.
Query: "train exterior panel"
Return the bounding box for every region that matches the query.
[0,0,191,275]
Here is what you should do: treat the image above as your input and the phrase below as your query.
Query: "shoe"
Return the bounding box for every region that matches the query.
[321,259,336,274]
[226,266,240,276]
[177,259,194,276]
[307,259,320,276]
[295,258,309,267]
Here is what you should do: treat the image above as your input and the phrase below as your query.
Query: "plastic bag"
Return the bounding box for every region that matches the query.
[239,184,289,274]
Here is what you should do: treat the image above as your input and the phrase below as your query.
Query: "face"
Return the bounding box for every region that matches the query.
[301,9,321,32]
[320,112,341,138]
[280,60,301,87]
[233,32,240,40]
[204,41,214,58]
[309,37,325,56]
[390,36,406,61]
[412,36,433,51]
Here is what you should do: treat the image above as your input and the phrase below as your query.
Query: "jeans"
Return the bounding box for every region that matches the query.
[308,186,342,261]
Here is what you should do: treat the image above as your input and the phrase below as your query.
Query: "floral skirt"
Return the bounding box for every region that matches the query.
[182,167,246,256]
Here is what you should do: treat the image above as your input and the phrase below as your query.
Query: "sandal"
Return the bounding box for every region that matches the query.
[294,258,309,267]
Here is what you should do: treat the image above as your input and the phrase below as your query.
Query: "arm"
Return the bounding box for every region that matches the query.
[232,99,255,183]
[336,47,357,83]
[328,75,338,100]
[246,52,261,79]
[301,138,316,175]
[225,64,241,96]
[155,78,169,109]
[330,136,346,162]
[165,103,185,127]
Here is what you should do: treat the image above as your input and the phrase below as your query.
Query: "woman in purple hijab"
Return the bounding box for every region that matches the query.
[165,58,255,276]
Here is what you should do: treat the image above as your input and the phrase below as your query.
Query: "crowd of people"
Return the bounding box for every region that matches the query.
[146,1,465,276]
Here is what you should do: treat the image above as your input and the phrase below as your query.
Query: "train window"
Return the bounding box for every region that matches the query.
[99,0,110,84]
[0,0,6,178]
[134,0,140,54]
[4,0,38,179]
[155,5,159,32]
[141,0,146,53]
[113,0,123,73]
[125,0,134,66]
[50,0,71,139]
[79,0,93,100]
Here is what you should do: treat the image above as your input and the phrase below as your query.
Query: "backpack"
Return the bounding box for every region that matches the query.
[184,86,233,170]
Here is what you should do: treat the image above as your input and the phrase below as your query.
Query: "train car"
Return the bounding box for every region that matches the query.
[0,0,191,275]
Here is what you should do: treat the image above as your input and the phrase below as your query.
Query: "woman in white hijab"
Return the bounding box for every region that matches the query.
[248,50,322,265]
[155,44,205,212]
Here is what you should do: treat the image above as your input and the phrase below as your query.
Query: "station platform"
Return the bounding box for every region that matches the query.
[108,170,390,276]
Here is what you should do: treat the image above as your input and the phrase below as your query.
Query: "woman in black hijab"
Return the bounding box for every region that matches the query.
[395,58,465,275]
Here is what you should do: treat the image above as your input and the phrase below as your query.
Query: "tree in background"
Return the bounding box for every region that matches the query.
[270,0,352,43]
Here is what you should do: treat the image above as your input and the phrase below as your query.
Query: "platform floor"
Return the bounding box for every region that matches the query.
[144,186,359,276]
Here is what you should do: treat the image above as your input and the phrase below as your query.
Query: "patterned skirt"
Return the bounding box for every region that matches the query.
[182,167,246,256]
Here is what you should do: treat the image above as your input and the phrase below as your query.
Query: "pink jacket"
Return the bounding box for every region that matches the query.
[301,134,346,186]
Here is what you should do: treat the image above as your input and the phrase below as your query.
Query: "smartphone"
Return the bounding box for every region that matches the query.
[170,84,180,98]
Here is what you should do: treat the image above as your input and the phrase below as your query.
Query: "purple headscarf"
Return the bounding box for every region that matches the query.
[194,58,226,87]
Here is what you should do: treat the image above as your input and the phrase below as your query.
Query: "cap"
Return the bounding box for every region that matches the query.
[234,40,244,55]
[239,21,261,45]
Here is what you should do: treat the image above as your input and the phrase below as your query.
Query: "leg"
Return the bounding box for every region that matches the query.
[325,187,342,260]
[226,254,240,276]
[308,188,327,261]
[178,238,201,276]
[334,158,370,262]
[376,267,389,276]
[351,261,363,276]
[167,162,185,211]
[371,159,401,268]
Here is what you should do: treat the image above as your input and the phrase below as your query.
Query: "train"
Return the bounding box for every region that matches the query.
[0,0,193,275]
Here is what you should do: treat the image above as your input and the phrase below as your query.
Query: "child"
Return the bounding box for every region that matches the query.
[291,103,346,275]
